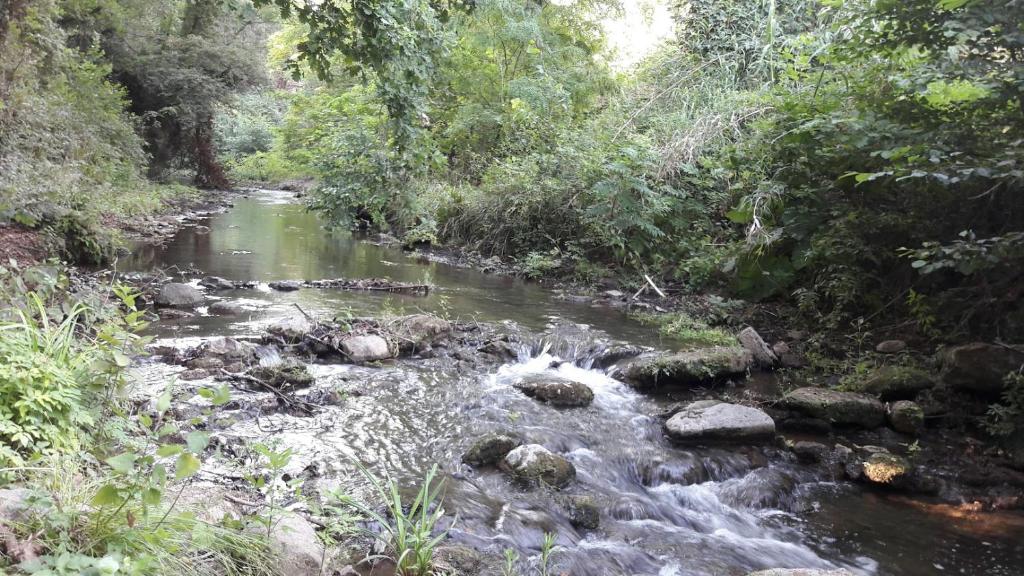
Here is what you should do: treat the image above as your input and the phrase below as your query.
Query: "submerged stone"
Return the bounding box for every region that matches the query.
[513,375,594,407]
[618,347,753,390]
[782,387,885,428]
[208,300,243,316]
[562,495,600,529]
[199,276,235,291]
[664,402,775,443]
[501,444,575,488]
[268,280,301,291]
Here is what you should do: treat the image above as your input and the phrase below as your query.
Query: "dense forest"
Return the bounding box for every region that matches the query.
[1,0,1023,574]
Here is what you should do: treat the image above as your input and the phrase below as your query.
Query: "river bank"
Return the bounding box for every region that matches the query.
[2,188,1022,575]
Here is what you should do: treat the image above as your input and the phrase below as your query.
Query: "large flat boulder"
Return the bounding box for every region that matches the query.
[501,444,575,488]
[617,347,752,390]
[154,283,204,308]
[268,316,314,343]
[513,375,594,407]
[782,388,885,428]
[665,401,775,443]
[269,512,325,576]
[939,342,1024,394]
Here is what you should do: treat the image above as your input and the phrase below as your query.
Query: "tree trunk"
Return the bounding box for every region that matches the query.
[192,115,230,189]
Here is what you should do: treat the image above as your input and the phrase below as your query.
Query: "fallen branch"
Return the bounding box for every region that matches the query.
[219,369,316,414]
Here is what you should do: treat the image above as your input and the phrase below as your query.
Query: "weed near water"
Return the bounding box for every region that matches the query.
[332,463,451,576]
[632,311,737,348]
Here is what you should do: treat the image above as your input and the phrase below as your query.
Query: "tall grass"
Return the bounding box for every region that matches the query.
[334,464,452,576]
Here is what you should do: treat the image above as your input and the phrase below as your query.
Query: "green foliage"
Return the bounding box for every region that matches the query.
[986,371,1024,438]
[633,311,737,348]
[725,0,1024,334]
[335,463,450,576]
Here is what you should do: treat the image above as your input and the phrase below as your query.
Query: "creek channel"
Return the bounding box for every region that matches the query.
[123,189,1024,576]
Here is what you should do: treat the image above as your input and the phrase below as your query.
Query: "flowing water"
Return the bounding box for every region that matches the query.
[124,190,1024,576]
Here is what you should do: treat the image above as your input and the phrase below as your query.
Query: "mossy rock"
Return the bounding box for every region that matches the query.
[618,347,752,390]
[848,366,935,400]
[782,387,885,429]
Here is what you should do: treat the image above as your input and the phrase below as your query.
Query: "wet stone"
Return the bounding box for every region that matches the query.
[849,366,934,401]
[875,340,907,354]
[513,375,594,407]
[199,276,235,291]
[862,452,912,487]
[268,316,313,343]
[340,334,392,363]
[208,300,243,316]
[179,368,209,381]
[462,434,521,467]
[792,441,829,464]
[562,495,600,529]
[664,402,776,443]
[268,280,301,291]
[185,356,224,371]
[618,347,753,390]
[154,282,204,308]
[501,444,575,488]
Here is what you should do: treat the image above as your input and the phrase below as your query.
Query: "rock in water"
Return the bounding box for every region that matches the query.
[664,401,775,442]
[887,400,924,435]
[513,376,594,407]
[208,300,243,316]
[199,276,235,291]
[391,314,452,353]
[201,337,255,363]
[939,342,1024,394]
[268,280,301,291]
[737,327,778,367]
[340,334,392,362]
[154,283,204,308]
[501,444,575,488]
[848,366,934,400]
[269,512,325,576]
[862,452,912,486]
[782,387,886,428]
[268,316,314,343]
[462,434,521,466]
[618,347,752,390]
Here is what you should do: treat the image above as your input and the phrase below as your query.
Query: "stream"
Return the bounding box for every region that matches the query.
[123,189,1024,576]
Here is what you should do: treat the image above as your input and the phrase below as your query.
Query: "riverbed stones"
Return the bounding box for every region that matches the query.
[154,282,204,307]
[848,366,934,400]
[462,434,521,466]
[513,375,594,407]
[782,387,886,428]
[199,276,235,291]
[251,358,314,388]
[268,512,325,576]
[340,334,392,363]
[664,401,775,443]
[186,356,224,371]
[501,444,575,488]
[887,400,924,435]
[618,347,753,390]
[939,342,1024,394]
[179,368,209,381]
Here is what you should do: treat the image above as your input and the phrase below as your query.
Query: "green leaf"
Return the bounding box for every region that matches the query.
[142,487,162,506]
[112,351,131,368]
[175,453,201,480]
[92,484,121,507]
[106,453,137,474]
[186,431,210,454]
[156,390,172,414]
[156,444,184,457]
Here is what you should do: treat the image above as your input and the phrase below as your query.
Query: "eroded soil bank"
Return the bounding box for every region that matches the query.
[116,189,1024,575]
